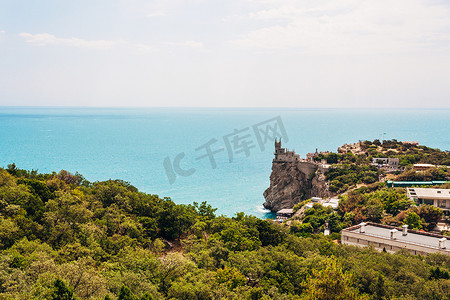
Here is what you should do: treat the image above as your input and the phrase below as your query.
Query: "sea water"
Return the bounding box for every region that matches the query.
[0,107,449,218]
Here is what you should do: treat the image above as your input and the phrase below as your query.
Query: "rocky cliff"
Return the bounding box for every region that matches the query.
[263,161,331,212]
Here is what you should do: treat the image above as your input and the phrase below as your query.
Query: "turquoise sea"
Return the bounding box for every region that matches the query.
[0,107,449,218]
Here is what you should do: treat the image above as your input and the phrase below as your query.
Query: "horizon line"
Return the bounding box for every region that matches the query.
[1,105,450,110]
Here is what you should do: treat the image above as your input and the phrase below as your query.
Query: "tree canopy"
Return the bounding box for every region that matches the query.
[0,166,449,299]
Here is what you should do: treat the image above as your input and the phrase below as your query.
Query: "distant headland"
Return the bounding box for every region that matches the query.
[264,139,450,213]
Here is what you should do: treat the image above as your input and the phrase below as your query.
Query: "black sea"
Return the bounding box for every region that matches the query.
[0,107,449,217]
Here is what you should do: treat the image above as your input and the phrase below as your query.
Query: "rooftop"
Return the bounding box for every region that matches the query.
[344,223,449,252]
[407,188,450,200]
[414,163,436,167]
[277,208,294,214]
[386,180,449,187]
[305,198,339,210]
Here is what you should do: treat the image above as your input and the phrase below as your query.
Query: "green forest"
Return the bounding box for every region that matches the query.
[0,164,449,299]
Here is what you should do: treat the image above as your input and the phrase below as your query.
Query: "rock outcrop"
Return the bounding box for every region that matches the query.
[263,161,331,212]
[337,141,364,155]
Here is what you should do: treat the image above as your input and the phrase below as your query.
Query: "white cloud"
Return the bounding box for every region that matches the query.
[133,43,155,53]
[18,32,204,52]
[161,40,204,49]
[3,0,450,108]
[229,0,450,54]
[182,40,204,48]
[0,30,5,42]
[146,11,168,17]
[249,6,300,20]
[19,33,121,48]
[18,32,158,54]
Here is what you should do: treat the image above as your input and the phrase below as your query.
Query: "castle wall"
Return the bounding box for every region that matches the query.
[297,161,318,176]
[274,153,300,162]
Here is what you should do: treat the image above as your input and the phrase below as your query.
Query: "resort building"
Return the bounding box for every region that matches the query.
[276,209,294,222]
[341,222,449,256]
[413,163,436,171]
[407,188,450,213]
[371,157,403,173]
[304,197,339,210]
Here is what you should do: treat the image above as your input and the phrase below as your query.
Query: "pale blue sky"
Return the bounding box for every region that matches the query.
[1,0,450,107]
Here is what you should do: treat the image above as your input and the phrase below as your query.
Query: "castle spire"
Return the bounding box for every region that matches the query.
[275,138,281,150]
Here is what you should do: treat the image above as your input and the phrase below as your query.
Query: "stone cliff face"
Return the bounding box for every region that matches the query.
[263,161,331,212]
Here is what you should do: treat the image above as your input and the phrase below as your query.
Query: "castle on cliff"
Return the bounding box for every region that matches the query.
[264,140,333,212]
[273,139,328,164]
[274,139,301,162]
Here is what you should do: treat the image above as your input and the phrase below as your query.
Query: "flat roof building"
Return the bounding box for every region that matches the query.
[304,198,339,210]
[386,180,449,188]
[407,187,450,213]
[341,222,449,256]
[276,208,294,222]
[413,163,436,171]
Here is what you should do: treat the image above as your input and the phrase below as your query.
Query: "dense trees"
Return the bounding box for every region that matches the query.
[0,167,449,299]
[326,164,379,193]
[301,258,364,300]
[51,278,75,300]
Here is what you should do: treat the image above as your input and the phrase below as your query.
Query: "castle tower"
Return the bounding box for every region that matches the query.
[274,138,282,161]
[275,138,281,150]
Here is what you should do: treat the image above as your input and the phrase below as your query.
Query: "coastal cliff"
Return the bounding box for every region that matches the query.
[263,161,330,212]
[263,140,331,212]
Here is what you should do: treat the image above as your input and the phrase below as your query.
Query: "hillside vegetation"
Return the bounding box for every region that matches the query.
[0,165,449,299]
[314,140,450,193]
[291,139,450,237]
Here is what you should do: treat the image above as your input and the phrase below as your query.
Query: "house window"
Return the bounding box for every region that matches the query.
[424,199,434,205]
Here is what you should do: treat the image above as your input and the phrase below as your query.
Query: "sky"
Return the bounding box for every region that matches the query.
[0,0,450,108]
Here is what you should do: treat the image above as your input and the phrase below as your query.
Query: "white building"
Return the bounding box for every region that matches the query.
[371,157,403,173]
[341,222,449,256]
[304,198,339,210]
[322,198,339,209]
[413,163,436,171]
[407,188,450,213]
